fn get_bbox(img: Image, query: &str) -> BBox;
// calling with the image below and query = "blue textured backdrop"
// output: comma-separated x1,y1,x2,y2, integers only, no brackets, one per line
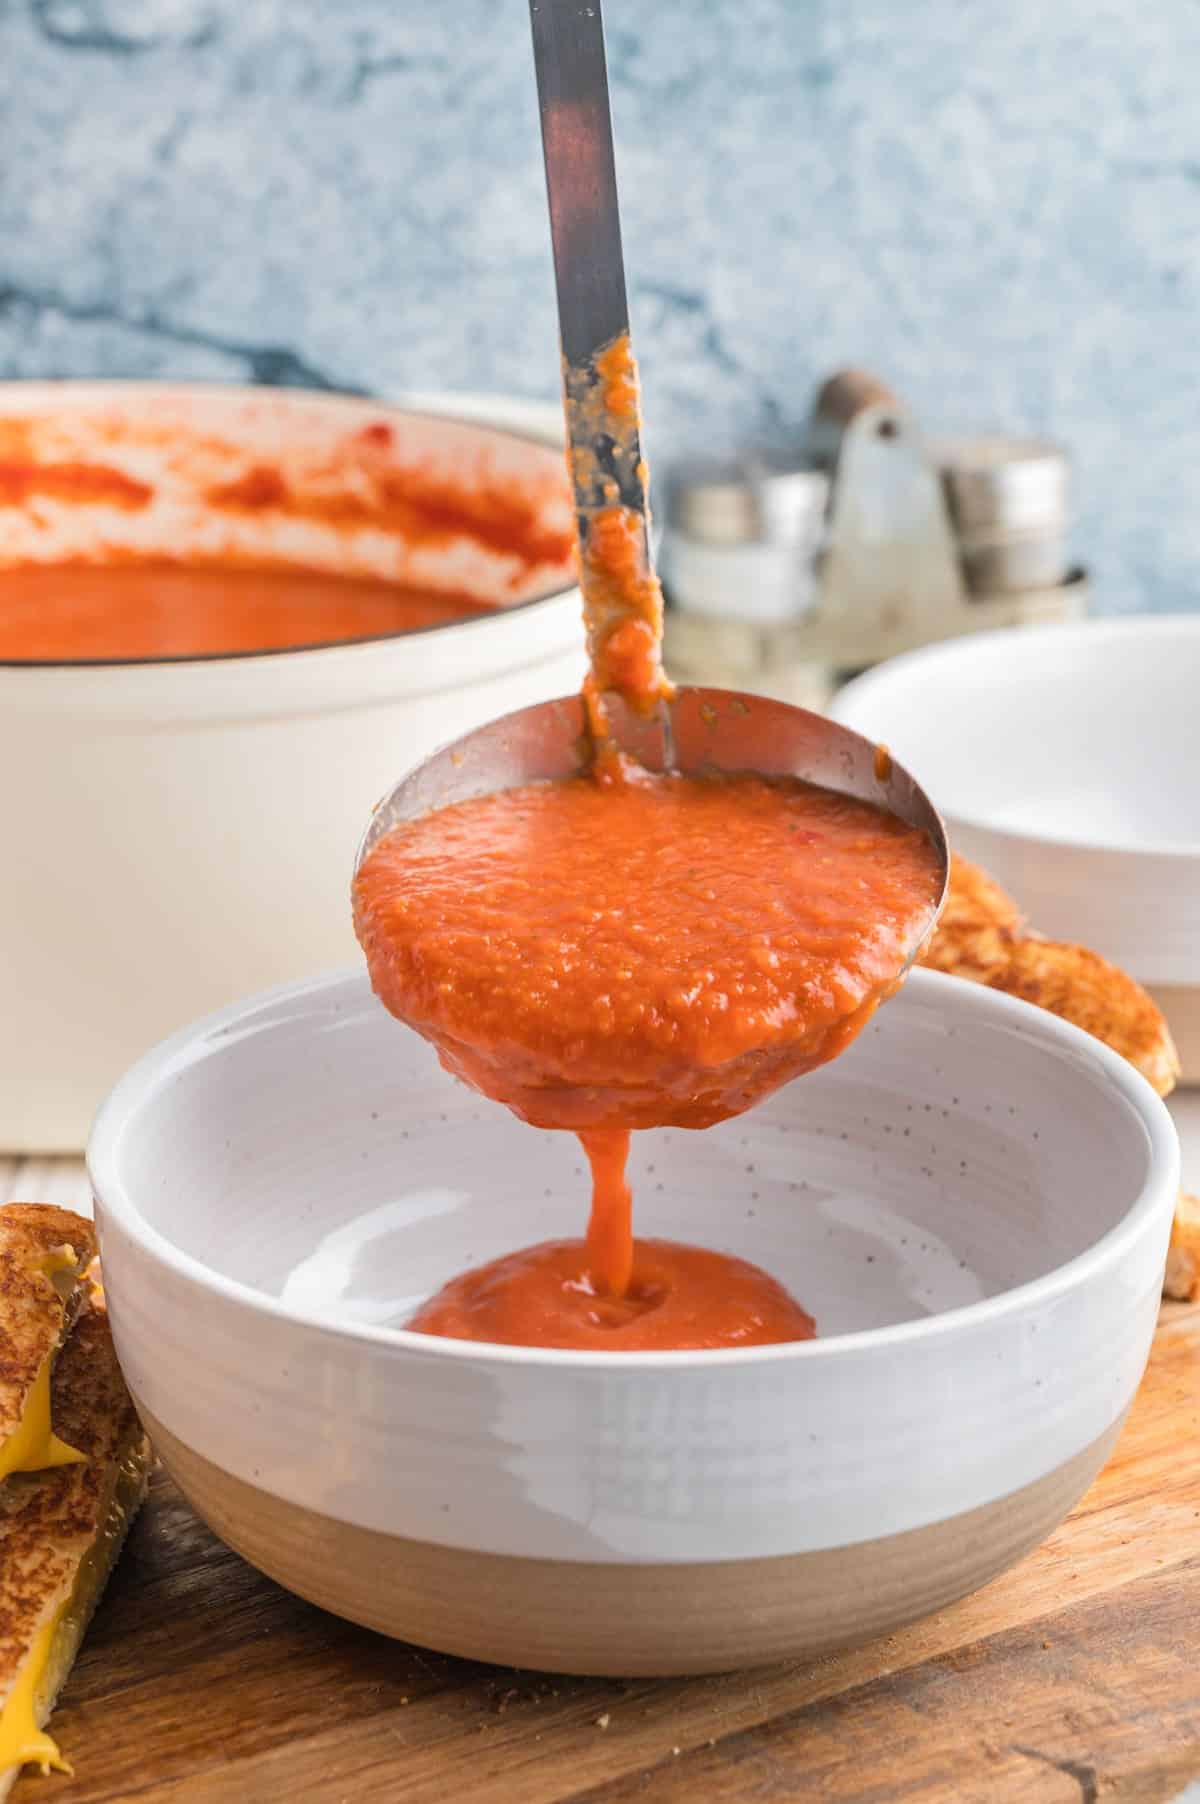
1,0,1196,613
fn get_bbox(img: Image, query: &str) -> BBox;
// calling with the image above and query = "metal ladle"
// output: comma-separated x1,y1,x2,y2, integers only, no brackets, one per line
528,0,657,652
356,689,948,976
355,0,949,1015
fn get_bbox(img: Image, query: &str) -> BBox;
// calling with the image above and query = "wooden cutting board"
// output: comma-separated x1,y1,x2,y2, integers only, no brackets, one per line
18,1301,1200,1804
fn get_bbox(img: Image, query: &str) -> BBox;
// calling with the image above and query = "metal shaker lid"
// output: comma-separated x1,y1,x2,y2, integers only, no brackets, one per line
663,452,829,547
932,435,1070,536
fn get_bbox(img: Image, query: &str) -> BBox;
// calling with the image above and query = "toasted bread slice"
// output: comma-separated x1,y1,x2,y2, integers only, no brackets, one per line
0,1206,97,1482
922,858,1187,1295
919,854,1025,982
1164,1192,1200,1302
922,861,1179,1098
987,939,1181,1100
0,1287,150,1797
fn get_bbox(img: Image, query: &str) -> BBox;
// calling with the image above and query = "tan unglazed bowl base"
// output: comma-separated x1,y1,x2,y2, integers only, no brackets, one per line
141,1404,1121,1677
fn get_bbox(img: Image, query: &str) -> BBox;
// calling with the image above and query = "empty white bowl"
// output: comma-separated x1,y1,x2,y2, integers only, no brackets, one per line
89,966,1178,1675
832,618,1200,1077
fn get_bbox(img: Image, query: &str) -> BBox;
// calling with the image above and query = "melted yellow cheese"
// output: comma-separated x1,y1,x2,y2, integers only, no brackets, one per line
0,1250,85,1481
0,1611,71,1779
0,1452,138,1786
0,1355,83,1482
38,1249,78,1300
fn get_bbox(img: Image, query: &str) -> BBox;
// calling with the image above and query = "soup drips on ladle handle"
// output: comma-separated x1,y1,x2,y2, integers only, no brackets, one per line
528,0,673,741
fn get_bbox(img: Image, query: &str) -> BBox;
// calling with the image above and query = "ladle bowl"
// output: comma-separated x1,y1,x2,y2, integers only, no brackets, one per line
355,687,949,1132
355,684,949,955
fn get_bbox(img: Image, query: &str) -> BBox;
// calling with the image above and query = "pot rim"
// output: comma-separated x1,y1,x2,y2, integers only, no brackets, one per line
0,378,578,671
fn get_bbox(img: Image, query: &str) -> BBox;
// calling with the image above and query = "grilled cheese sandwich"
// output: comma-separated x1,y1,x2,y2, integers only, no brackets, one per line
0,1207,97,1482
0,1287,150,1796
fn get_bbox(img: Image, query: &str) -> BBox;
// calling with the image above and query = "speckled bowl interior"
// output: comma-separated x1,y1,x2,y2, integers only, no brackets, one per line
102,968,1154,1338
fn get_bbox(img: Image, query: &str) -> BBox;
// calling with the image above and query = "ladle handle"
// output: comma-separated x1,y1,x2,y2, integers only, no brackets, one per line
528,0,649,520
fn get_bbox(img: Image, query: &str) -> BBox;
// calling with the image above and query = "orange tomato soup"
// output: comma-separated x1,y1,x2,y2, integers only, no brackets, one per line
354,329,939,1353
408,1122,816,1350
0,562,492,661
407,1233,816,1352
354,769,940,1133
355,768,941,1351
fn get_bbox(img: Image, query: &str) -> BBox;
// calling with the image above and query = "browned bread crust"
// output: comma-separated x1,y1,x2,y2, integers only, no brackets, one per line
0,1206,97,1450
1165,1192,1200,1302
919,855,1025,983
986,939,1180,1100
921,858,1187,1297
921,859,1179,1097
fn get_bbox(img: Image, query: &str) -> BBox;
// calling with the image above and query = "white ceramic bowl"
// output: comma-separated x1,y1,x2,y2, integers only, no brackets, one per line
89,966,1178,1675
0,382,583,1150
832,618,1200,1076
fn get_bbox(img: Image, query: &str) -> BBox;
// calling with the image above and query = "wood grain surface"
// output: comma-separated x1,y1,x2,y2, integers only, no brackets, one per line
10,1300,1199,1804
